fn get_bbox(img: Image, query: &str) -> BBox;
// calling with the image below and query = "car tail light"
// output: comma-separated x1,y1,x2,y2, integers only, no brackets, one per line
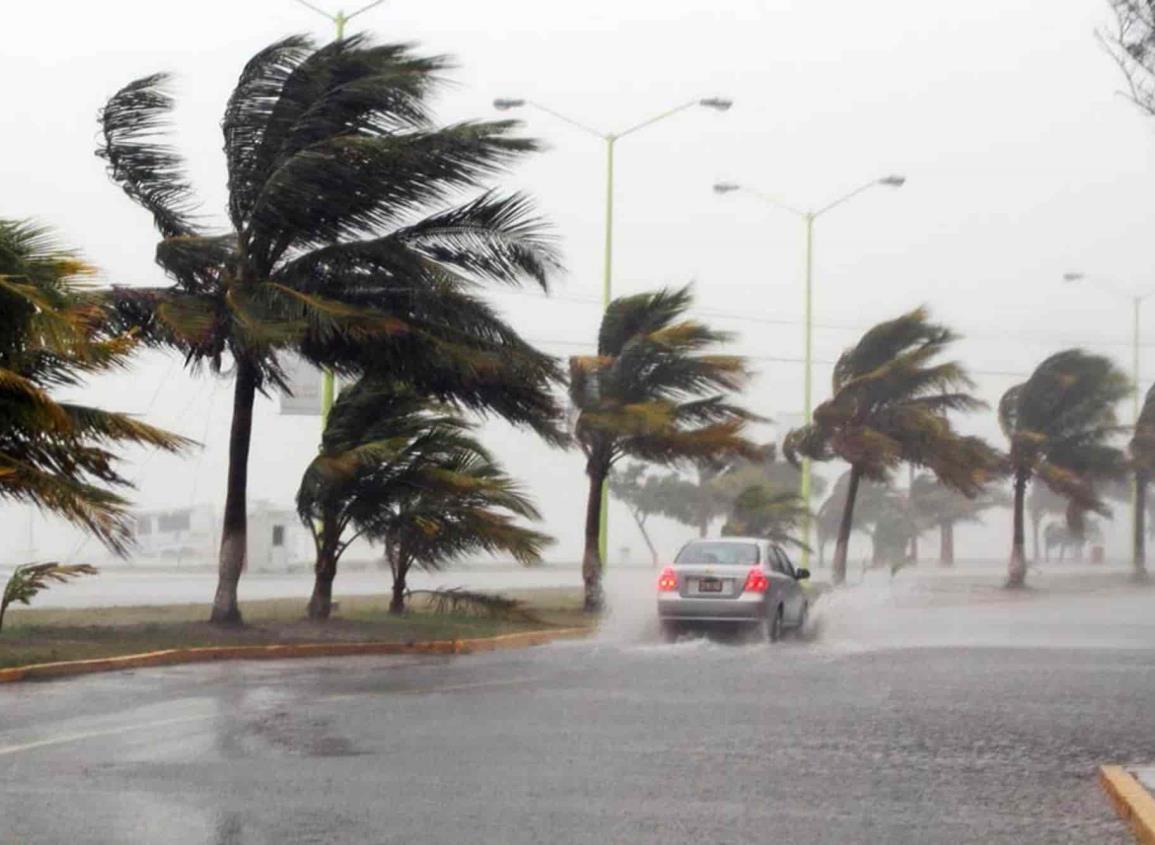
743,567,769,593
657,567,679,592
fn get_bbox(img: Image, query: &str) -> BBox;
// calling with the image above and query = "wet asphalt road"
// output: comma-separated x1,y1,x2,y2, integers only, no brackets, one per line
3,583,1154,844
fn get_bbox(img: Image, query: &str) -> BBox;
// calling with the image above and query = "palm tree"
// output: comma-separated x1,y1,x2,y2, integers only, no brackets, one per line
721,486,810,549
97,36,563,624
297,378,550,618
909,473,1008,565
999,349,1129,587
1129,383,1155,579
784,308,1001,585
0,219,188,551
569,286,759,611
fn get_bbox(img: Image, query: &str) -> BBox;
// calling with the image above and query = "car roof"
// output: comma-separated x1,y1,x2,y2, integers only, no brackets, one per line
685,536,768,546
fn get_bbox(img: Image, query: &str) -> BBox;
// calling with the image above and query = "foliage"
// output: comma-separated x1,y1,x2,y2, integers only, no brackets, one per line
0,219,189,553
1130,382,1155,575
97,35,564,622
406,588,540,623
721,486,810,549
999,349,1129,585
784,308,1001,583
1101,1,1155,116
297,378,551,616
1,563,98,631
569,286,759,609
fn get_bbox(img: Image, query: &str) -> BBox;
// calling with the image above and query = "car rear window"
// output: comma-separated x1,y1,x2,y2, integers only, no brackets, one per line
675,541,759,566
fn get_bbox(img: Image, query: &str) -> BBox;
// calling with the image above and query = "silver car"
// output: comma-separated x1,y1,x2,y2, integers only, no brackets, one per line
656,537,810,642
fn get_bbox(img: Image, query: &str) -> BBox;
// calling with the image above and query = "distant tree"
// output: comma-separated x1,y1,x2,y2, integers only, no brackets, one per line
999,350,1129,587
1129,383,1155,579
0,219,189,551
1043,519,1104,563
814,471,903,570
297,379,550,618
785,308,1002,585
1026,483,1067,563
98,36,562,624
569,287,759,611
609,464,676,566
1101,1,1155,115
909,473,1009,565
721,487,809,549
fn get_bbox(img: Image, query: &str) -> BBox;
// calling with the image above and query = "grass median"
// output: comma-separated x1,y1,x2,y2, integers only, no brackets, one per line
0,587,589,671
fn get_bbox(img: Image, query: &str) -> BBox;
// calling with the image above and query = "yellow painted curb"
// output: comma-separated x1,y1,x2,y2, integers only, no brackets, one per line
1100,765,1155,845
0,626,591,685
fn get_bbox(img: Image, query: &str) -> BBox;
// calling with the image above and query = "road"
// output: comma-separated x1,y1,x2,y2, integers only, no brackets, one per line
2,573,1154,844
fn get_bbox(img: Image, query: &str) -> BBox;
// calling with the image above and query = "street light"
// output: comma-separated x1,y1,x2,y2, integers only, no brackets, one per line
291,0,389,427
1063,271,1154,573
497,94,732,566
714,175,906,568
493,96,732,308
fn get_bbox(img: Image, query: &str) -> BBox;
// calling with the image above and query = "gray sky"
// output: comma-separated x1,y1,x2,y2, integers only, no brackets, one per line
2,0,1153,565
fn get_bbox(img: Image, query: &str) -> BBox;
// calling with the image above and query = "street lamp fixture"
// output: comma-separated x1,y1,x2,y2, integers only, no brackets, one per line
499,93,732,568
713,172,906,569
699,97,733,111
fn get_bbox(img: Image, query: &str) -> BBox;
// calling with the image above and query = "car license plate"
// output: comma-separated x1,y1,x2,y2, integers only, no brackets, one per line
698,578,723,593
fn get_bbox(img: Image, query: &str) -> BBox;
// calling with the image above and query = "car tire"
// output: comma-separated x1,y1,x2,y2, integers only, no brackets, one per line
659,620,679,643
795,602,809,637
764,605,783,643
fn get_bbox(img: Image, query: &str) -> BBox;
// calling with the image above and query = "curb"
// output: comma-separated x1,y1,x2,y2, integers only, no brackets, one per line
1100,765,1155,845
0,626,591,685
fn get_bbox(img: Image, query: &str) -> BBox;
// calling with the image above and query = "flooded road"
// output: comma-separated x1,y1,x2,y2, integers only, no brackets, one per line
2,567,1153,844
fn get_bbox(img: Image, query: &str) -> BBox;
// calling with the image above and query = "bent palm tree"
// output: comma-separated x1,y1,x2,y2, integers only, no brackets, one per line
297,378,549,618
98,36,562,624
784,308,1002,585
0,219,188,551
909,473,1008,565
721,486,810,549
1000,350,1129,587
569,286,759,611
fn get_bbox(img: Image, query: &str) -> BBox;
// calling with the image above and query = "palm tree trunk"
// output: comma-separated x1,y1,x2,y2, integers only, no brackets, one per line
909,533,919,564
581,458,607,612
1031,512,1041,563
832,465,862,586
1135,471,1149,580
939,520,955,565
1007,470,1028,588
307,507,342,620
210,358,257,625
390,553,409,615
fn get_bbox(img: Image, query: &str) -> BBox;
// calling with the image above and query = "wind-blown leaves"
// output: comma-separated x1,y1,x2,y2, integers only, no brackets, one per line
1001,349,1129,585
784,307,1001,584
297,378,551,617
97,34,565,622
0,219,191,553
570,285,759,610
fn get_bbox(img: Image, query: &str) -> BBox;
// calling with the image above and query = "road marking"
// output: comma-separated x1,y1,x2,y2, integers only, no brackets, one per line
0,677,542,757
0,714,212,758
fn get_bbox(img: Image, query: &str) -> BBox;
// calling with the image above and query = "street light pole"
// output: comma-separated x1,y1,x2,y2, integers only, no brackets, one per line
1063,272,1154,573
497,95,733,565
291,0,388,428
714,175,906,568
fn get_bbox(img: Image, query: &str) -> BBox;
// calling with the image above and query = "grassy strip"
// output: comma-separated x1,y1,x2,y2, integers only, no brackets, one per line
0,587,588,671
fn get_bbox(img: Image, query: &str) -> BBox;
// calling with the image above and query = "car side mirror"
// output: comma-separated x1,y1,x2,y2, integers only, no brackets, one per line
794,568,810,580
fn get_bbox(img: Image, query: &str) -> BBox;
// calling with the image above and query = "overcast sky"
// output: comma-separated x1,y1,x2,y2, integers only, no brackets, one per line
3,0,1154,566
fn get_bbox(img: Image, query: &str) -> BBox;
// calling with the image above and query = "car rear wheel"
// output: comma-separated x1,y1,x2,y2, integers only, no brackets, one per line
659,620,679,643
763,605,783,643
795,602,809,636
